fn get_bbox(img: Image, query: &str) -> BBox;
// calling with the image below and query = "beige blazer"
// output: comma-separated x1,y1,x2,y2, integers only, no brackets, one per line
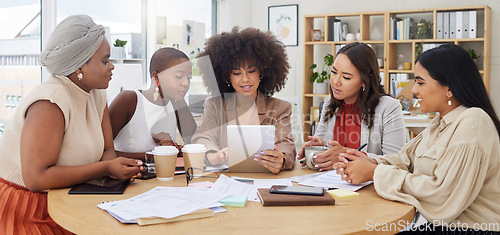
192,92,296,170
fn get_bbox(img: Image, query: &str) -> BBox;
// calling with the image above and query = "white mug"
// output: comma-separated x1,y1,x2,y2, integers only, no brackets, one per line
304,146,329,170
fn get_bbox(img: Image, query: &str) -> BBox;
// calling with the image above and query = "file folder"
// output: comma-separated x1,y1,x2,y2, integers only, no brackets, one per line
443,12,450,39
449,12,456,39
463,11,469,39
436,12,443,39
469,10,477,38
456,11,463,39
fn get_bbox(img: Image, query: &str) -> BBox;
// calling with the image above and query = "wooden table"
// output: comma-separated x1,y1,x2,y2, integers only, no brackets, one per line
48,162,415,234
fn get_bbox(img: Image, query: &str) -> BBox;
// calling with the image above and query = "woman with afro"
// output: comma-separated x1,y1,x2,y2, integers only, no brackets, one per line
192,27,296,174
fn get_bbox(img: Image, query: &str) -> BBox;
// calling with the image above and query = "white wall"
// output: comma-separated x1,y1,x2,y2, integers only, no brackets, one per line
218,0,500,113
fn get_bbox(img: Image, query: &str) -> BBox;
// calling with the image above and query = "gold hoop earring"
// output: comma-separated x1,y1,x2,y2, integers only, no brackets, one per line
154,80,160,101
77,73,83,80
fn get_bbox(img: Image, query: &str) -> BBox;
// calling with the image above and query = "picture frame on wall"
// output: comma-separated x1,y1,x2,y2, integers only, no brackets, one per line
268,4,298,46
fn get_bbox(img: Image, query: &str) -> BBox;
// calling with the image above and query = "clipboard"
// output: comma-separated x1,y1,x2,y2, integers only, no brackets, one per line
68,177,130,194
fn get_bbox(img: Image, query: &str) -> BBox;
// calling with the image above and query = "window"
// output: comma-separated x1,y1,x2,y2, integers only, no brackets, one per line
154,0,215,96
0,0,41,128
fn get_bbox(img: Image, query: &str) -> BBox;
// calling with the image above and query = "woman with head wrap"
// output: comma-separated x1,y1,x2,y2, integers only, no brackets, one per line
0,15,142,233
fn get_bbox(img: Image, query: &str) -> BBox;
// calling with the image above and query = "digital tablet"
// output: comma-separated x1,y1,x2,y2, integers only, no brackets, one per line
227,125,275,173
68,177,129,195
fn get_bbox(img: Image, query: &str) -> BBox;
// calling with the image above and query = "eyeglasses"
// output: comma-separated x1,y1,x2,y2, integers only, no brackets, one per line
185,167,219,186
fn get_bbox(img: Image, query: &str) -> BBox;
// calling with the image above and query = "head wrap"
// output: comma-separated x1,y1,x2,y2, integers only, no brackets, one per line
39,14,106,76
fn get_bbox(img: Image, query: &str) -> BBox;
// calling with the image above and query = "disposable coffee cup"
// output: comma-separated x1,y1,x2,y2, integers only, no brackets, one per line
304,146,329,171
182,144,207,177
152,146,178,181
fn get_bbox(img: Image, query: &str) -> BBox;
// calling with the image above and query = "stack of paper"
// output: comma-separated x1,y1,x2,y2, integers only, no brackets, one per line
210,174,293,202
136,209,214,226
98,187,226,224
297,171,372,191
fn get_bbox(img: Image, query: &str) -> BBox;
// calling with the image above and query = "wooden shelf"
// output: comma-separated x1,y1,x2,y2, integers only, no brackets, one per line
304,93,329,98
389,38,484,43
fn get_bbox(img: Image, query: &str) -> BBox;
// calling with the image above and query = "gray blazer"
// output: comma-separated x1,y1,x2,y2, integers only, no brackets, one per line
314,95,406,158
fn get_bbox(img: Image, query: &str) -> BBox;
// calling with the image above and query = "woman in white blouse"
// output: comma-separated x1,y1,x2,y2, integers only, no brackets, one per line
333,44,500,232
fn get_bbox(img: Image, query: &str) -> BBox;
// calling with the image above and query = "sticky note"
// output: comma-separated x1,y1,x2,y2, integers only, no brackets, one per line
327,189,359,199
220,195,248,207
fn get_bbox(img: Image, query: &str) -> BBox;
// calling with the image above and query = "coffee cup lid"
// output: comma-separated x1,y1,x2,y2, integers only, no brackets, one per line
152,146,178,155
182,144,207,153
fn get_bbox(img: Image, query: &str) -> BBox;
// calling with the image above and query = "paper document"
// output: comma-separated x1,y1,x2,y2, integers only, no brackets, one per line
298,171,372,191
98,187,226,222
231,176,293,188
210,174,260,201
289,172,324,183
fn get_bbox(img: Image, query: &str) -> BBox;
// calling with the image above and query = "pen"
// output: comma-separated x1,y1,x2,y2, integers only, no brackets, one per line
357,143,368,151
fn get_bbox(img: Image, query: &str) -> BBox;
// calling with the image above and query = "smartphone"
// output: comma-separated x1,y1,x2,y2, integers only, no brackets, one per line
269,185,324,196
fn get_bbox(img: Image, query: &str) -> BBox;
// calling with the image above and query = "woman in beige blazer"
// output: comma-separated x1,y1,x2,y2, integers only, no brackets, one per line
192,27,296,173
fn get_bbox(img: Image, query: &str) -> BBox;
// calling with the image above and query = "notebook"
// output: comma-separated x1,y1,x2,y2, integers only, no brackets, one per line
226,125,275,173
136,208,214,226
68,177,129,194
257,188,335,206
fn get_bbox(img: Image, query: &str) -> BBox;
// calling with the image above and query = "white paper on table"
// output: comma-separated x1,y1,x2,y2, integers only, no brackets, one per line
230,176,292,189
210,174,260,202
205,165,229,172
209,206,228,213
289,172,324,183
98,187,227,221
298,171,372,191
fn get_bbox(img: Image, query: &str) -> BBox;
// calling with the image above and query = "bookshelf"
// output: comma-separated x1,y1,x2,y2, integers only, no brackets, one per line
302,6,491,141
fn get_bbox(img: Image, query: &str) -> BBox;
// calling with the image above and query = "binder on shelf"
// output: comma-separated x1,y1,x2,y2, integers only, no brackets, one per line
333,20,341,41
463,11,469,39
328,17,334,41
390,17,394,39
456,11,463,39
396,20,401,40
436,12,443,39
469,10,477,38
443,12,450,39
404,18,412,40
449,12,456,39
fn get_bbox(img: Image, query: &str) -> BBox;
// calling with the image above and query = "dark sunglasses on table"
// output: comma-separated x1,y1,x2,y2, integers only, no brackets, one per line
185,167,219,186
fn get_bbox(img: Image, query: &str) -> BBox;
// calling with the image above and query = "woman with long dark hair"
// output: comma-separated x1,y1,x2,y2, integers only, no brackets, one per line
334,44,500,232
298,42,406,171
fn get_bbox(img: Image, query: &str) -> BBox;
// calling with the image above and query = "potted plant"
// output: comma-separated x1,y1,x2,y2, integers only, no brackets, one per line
468,49,480,65
111,39,127,58
309,53,334,94
415,19,432,39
